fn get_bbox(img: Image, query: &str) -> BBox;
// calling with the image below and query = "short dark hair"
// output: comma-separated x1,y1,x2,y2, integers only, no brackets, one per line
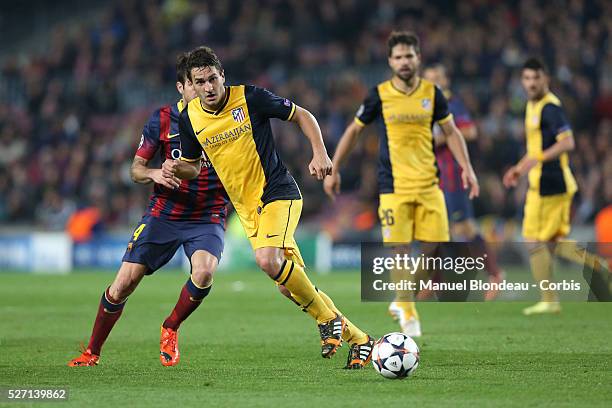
176,52,190,84
522,57,548,74
387,31,420,56
187,46,223,80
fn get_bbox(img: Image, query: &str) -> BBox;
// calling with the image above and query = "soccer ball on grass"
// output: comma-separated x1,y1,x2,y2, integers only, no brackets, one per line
371,332,419,379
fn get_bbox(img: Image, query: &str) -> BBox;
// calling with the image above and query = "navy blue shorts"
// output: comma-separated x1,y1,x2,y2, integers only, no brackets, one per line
443,190,474,223
122,215,225,274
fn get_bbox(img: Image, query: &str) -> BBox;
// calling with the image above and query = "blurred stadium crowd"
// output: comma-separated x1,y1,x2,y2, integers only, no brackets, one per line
0,0,610,238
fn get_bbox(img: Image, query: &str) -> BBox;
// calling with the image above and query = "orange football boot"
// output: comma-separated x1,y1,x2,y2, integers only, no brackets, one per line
160,326,180,366
318,313,346,358
68,348,99,367
344,336,375,369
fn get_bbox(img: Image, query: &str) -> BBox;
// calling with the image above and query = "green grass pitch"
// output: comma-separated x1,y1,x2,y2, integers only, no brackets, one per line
1,270,610,407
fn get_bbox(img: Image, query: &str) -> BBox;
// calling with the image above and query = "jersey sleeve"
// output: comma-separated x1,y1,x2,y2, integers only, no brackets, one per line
178,109,203,162
541,103,572,140
245,85,296,121
354,86,382,126
135,109,161,160
433,86,453,124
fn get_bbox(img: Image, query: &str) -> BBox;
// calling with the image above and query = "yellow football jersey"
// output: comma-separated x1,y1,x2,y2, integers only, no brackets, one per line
179,85,301,235
525,92,577,196
355,78,452,194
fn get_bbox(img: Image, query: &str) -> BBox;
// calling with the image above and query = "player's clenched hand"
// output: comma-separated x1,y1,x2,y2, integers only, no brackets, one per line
323,172,341,201
462,167,480,199
309,154,333,181
162,159,179,178
151,168,181,189
502,166,520,188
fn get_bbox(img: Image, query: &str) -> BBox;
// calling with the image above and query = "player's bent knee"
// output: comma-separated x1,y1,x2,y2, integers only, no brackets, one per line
191,266,215,287
256,257,275,275
190,250,218,287
255,252,282,277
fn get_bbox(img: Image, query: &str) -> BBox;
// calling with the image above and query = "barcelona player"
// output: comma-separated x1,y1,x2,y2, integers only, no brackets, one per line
503,58,609,315
68,52,229,366
324,31,479,336
162,46,374,368
423,64,503,301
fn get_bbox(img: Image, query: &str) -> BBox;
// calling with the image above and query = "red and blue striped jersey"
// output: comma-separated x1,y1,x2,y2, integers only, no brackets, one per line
434,93,474,193
135,100,229,225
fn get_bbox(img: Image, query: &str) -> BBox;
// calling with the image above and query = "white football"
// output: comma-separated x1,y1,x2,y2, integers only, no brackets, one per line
371,332,419,379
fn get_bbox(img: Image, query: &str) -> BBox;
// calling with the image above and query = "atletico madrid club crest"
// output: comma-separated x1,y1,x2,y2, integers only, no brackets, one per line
232,107,245,123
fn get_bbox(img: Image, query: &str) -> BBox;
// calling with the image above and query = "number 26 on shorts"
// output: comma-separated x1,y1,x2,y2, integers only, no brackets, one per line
380,209,394,226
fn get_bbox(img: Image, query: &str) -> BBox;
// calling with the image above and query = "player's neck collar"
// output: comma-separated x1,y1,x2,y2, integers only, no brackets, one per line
200,86,231,115
390,77,421,96
529,90,550,104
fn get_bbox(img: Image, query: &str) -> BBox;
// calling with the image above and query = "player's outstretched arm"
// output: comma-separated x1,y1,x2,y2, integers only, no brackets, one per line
503,154,527,188
131,156,181,189
290,105,332,181
323,121,364,201
162,159,201,181
439,119,479,198
503,131,575,188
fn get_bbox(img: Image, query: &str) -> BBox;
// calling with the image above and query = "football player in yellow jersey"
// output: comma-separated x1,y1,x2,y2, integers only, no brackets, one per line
325,31,479,336
162,46,374,368
503,58,609,315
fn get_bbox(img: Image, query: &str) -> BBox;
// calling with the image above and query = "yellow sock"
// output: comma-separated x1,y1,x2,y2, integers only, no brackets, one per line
555,240,607,271
391,266,417,302
529,244,556,302
273,260,335,323
413,261,431,298
389,264,419,319
317,289,368,345
392,301,419,320
555,240,611,301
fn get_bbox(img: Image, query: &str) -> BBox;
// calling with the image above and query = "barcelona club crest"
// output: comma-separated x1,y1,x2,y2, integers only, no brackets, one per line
232,107,246,123
421,98,431,110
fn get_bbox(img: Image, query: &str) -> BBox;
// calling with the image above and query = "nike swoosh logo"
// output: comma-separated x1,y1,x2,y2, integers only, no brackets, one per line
196,128,205,135
266,234,279,238
167,133,179,139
